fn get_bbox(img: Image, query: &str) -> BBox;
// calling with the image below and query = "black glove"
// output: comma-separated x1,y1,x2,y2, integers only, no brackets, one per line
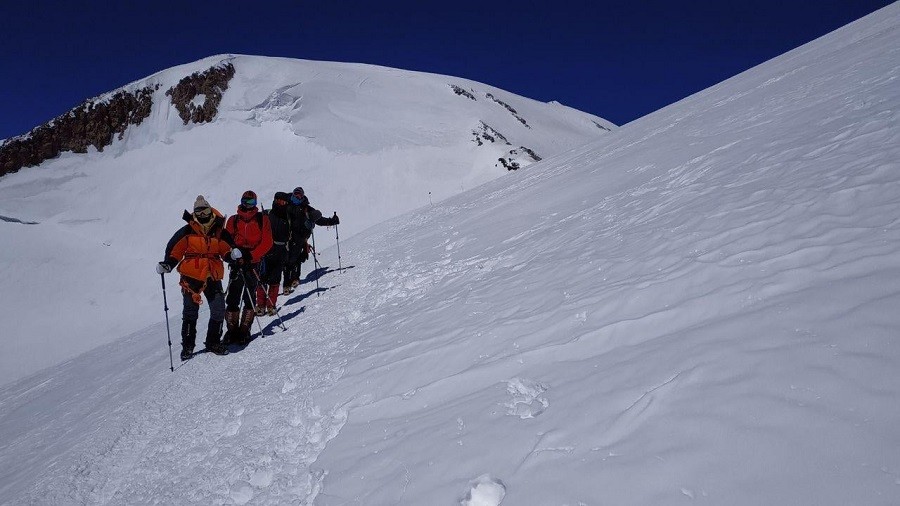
332,212,340,225
156,262,173,274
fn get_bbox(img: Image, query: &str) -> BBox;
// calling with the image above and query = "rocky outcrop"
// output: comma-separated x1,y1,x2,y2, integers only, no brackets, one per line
0,86,156,176
498,147,541,171
486,92,530,128
450,84,477,101
0,62,237,177
472,121,510,146
471,122,541,171
0,214,38,225
166,63,236,125
517,146,542,162
497,157,520,171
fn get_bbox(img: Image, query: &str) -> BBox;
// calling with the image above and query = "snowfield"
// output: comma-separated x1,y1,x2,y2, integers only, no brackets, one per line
0,54,611,386
2,2,900,505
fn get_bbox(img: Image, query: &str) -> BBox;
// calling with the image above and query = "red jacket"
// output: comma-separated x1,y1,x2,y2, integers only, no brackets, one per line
225,207,273,263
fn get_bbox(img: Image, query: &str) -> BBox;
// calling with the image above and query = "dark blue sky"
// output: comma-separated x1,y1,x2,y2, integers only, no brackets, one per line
0,1,893,140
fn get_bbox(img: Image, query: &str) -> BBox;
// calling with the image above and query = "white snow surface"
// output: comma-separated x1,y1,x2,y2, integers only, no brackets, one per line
0,54,611,385
2,3,900,505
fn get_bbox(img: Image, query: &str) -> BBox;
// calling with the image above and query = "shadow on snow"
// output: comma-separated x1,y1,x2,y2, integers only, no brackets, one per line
174,263,353,365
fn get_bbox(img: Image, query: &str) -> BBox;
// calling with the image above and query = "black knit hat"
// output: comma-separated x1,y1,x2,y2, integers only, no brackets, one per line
273,191,290,207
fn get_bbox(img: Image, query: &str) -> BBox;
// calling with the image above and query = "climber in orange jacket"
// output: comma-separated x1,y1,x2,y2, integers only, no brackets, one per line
158,195,235,359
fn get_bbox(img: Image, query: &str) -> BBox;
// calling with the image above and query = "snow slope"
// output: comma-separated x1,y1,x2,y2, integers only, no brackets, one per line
0,55,611,386
1,3,900,505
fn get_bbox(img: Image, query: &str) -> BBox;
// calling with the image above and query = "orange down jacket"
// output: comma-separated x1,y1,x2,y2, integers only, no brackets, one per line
163,209,234,282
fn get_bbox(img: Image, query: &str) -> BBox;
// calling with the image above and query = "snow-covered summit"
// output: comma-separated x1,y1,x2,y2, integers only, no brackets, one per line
68,53,614,157
0,55,612,386
1,53,614,237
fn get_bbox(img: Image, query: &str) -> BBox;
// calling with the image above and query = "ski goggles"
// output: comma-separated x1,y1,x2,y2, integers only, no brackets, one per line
193,207,212,219
240,197,257,208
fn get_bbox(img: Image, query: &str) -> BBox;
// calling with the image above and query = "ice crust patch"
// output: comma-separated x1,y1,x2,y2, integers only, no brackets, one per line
504,378,549,419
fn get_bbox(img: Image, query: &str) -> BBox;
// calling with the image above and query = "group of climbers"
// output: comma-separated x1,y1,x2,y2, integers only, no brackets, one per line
157,187,339,360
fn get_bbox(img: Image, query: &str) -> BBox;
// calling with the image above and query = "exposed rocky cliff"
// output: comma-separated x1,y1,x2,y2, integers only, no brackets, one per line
0,62,236,177
0,87,156,176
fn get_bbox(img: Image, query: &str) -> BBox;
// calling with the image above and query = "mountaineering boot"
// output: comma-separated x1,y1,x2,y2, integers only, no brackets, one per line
205,319,228,356
255,286,267,316
223,310,240,345
238,307,255,345
180,319,197,361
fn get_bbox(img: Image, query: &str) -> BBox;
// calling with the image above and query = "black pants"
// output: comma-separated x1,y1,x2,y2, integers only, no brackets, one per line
260,245,287,285
284,240,309,285
226,265,259,311
181,277,225,322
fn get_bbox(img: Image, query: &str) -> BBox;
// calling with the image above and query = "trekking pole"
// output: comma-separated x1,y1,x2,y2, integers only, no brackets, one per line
251,269,288,331
160,273,175,372
310,231,321,296
334,219,342,273
239,268,267,339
